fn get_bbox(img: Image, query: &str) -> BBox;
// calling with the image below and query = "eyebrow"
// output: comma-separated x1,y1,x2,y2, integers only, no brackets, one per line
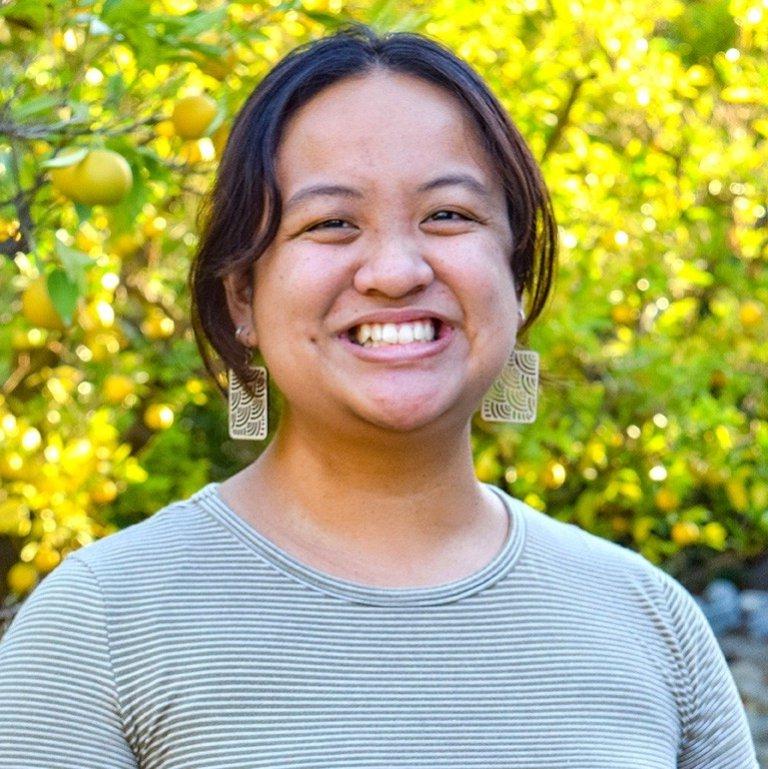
282,173,490,213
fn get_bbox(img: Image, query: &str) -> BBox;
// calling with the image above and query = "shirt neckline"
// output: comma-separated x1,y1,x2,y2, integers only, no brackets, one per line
192,482,526,607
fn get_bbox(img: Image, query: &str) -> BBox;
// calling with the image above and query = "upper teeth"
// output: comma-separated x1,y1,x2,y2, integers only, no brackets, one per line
353,319,436,346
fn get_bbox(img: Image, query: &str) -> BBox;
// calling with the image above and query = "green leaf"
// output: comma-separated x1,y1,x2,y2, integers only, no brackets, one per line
179,7,227,37
101,0,150,26
46,268,79,325
41,147,89,169
55,239,93,290
74,202,93,222
105,74,126,109
12,94,60,121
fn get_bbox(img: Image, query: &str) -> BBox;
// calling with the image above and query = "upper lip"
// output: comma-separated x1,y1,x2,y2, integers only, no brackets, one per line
337,309,455,335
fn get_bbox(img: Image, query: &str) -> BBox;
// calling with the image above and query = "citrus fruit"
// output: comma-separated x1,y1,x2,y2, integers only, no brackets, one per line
103,374,135,404
171,94,218,139
51,149,133,205
671,521,700,546
90,479,118,504
21,276,66,330
739,300,763,329
7,562,38,594
701,522,727,549
144,403,174,430
212,123,229,157
50,148,85,199
34,545,61,573
196,50,237,80
141,308,175,339
654,488,680,511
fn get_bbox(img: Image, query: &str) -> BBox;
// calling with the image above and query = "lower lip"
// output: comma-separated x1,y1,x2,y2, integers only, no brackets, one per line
337,325,454,362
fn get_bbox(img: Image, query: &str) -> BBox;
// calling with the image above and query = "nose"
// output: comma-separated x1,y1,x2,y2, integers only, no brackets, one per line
352,232,435,298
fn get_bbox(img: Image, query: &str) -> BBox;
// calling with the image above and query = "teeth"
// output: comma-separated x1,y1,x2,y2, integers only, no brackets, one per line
352,319,438,347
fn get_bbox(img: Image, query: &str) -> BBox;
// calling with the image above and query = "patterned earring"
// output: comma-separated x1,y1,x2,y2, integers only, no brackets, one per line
228,325,268,440
480,309,539,424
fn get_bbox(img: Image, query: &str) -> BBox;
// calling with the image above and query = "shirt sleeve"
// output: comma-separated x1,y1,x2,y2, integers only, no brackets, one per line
654,569,760,769
0,554,138,768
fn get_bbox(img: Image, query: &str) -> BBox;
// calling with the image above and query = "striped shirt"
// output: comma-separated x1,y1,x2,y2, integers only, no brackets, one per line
0,481,759,768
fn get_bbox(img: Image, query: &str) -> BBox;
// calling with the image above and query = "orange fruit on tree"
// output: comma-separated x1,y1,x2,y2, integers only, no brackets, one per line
103,374,135,404
21,275,66,330
171,94,218,139
196,49,237,80
141,308,175,339
144,403,175,430
33,544,61,573
654,488,680,511
49,148,85,199
739,300,763,329
212,123,229,157
671,521,700,546
51,148,133,205
7,562,38,594
90,479,118,504
701,522,727,549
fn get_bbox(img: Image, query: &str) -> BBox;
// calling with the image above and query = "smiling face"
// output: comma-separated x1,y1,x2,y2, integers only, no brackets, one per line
224,69,520,436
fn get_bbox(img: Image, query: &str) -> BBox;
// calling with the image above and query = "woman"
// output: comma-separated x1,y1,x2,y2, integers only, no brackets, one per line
0,24,758,769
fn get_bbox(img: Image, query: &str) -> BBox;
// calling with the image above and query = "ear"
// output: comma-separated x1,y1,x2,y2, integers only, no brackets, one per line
222,266,258,346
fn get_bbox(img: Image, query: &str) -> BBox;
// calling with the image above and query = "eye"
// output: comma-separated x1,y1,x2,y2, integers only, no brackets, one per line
306,219,354,231
427,210,474,222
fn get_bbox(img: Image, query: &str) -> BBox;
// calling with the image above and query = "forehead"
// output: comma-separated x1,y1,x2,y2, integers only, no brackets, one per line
275,70,496,192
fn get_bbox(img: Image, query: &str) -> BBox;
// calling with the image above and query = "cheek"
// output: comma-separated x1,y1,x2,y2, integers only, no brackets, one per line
252,246,345,341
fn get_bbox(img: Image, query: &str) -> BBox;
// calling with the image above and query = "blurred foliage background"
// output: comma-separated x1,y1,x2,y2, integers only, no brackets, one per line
1,0,766,608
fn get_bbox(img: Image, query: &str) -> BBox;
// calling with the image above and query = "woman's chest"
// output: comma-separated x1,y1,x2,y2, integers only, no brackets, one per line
121,626,680,769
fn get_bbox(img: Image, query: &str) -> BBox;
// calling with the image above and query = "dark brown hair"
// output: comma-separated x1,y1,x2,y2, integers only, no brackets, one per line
189,22,558,400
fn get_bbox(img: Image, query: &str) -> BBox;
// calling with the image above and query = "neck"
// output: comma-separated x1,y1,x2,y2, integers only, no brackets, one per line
243,408,492,560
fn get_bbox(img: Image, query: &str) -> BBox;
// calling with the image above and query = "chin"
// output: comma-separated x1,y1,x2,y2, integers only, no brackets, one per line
358,402,459,434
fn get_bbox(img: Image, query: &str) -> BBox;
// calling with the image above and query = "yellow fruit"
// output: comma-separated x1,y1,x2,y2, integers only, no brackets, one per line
701,522,727,549
103,374,135,404
212,123,229,157
0,452,25,478
154,119,176,138
50,149,84,198
33,545,61,573
52,149,133,205
21,276,66,330
671,521,700,546
7,562,38,594
611,303,637,325
654,488,680,511
90,479,118,504
171,94,218,139
541,459,566,489
141,309,175,340
739,301,763,329
178,140,204,165
196,50,237,80
144,403,175,430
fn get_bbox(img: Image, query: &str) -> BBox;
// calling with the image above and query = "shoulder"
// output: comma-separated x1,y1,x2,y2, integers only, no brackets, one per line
18,484,225,609
491,485,704,628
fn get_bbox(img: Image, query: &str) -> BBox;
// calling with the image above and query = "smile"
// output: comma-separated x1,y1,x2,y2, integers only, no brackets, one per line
347,318,443,347
337,318,453,362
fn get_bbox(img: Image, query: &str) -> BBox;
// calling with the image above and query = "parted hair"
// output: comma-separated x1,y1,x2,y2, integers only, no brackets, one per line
189,22,558,400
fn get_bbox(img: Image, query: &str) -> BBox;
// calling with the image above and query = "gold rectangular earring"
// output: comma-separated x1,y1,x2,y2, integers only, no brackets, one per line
228,366,268,440
480,347,539,424
229,325,268,440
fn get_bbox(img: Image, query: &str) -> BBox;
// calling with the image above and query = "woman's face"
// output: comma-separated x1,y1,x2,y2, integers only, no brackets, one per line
226,70,520,436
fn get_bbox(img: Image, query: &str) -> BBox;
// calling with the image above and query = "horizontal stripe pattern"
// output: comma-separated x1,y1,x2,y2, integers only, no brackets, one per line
0,482,758,768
